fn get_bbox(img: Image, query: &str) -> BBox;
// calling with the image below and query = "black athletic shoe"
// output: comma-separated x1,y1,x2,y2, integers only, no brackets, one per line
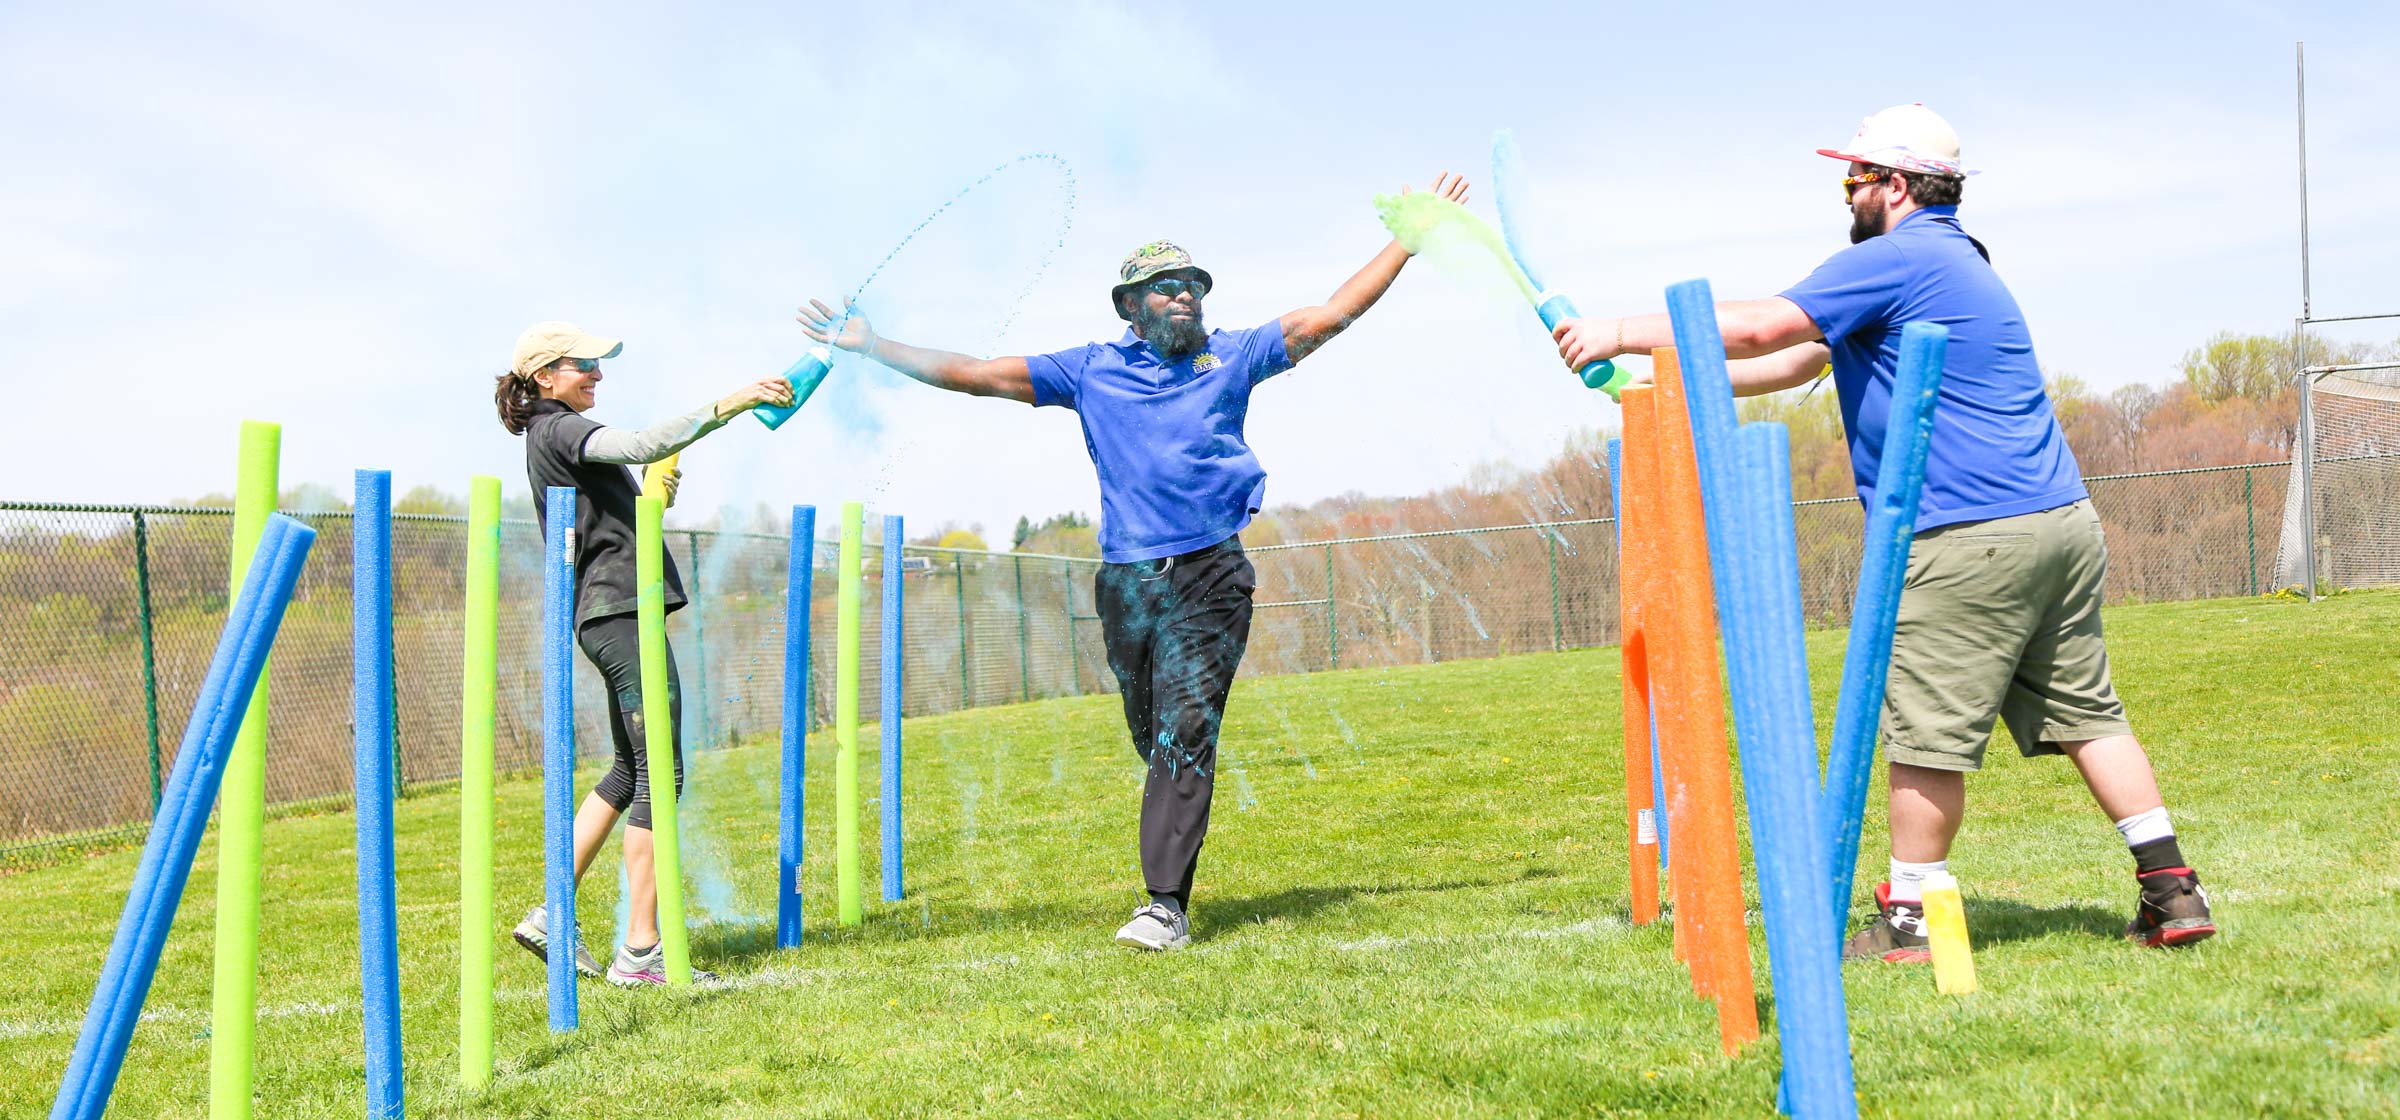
1841,881,1931,963
2127,867,2216,948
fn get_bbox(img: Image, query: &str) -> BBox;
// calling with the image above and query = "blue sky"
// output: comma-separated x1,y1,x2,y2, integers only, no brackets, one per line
5,1,2395,537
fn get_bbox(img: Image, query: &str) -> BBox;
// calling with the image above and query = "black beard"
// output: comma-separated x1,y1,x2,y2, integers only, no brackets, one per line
1848,193,1886,244
1136,310,1208,359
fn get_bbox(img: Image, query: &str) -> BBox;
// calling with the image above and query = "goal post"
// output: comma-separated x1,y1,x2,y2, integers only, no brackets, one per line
2274,361,2400,596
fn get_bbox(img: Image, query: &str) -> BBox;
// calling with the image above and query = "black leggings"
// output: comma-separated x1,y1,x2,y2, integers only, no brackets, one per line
578,614,684,830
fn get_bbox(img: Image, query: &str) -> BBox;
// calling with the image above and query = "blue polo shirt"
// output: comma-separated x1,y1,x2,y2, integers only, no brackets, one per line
1780,205,2086,531
1026,319,1292,563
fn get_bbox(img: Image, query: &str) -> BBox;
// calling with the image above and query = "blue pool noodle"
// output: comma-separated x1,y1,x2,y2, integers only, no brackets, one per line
542,486,579,1031
352,473,405,1116
1663,283,1789,835
880,514,906,902
1737,426,1856,1120
1664,283,1856,1116
1658,286,1775,1098
51,515,316,1120
754,347,837,430
1820,322,1949,944
780,505,816,947
1604,439,1668,872
1662,280,1767,735
1650,726,1668,870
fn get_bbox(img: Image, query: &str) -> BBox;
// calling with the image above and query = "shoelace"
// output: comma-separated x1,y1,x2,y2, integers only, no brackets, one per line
1134,903,1181,928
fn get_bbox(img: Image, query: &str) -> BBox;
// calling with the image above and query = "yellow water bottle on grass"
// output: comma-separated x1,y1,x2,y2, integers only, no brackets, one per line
1922,870,1978,995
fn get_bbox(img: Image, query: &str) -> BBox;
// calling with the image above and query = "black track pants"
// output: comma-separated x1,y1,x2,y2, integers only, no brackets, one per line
1094,537,1255,907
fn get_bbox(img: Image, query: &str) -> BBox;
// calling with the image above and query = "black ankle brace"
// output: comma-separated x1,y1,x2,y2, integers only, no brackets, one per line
2131,836,2189,877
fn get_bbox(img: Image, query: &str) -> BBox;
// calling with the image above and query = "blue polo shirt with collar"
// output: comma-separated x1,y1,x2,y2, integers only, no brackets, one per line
1780,205,2087,531
1025,318,1292,563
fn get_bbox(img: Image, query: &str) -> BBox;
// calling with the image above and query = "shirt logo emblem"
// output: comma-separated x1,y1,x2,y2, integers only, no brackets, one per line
1193,353,1221,373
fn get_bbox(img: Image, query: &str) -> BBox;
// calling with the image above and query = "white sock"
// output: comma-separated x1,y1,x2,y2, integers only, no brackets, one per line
1888,858,1946,904
2114,806,2174,848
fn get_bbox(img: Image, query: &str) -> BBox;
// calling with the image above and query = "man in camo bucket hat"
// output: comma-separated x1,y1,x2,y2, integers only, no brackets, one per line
1109,240,1215,320
800,170,1469,952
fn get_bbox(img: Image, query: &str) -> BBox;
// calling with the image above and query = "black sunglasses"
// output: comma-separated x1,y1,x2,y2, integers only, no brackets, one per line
1145,277,1208,299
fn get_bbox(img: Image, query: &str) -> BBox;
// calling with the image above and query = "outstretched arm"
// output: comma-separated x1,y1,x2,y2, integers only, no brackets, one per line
582,377,796,465
1553,297,1822,366
1280,172,1470,364
796,299,1035,404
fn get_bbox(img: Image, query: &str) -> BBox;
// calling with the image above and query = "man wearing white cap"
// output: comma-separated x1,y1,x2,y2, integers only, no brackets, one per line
1554,104,2215,959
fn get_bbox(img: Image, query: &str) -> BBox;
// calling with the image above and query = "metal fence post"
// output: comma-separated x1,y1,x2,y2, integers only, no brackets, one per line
1013,554,1030,703
2243,466,2258,596
1324,542,1338,670
133,510,163,815
2297,329,2319,601
1545,527,1563,652
390,639,407,799
1062,561,1078,695
954,556,972,710
685,530,711,747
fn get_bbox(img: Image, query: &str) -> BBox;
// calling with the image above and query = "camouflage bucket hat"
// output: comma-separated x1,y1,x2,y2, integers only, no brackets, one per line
1109,239,1215,320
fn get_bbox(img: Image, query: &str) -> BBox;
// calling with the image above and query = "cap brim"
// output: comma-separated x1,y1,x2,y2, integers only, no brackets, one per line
1815,148,1979,176
563,336,623,360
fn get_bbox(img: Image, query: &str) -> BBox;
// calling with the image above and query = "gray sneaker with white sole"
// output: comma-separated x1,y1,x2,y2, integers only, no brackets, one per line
511,904,604,978
1114,902,1190,951
605,941,722,987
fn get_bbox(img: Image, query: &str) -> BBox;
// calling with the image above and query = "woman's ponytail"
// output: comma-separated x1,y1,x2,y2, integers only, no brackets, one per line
495,370,541,435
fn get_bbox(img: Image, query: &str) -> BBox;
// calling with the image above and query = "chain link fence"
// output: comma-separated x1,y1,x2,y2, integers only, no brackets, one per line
0,455,2344,863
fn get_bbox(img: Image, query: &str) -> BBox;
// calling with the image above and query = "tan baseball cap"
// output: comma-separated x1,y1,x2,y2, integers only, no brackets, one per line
510,321,623,378
1817,103,1979,177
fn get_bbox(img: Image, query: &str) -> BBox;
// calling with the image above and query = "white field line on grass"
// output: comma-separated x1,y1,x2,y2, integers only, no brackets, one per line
1,918,1635,1041
1330,915,1631,952
0,1000,353,1041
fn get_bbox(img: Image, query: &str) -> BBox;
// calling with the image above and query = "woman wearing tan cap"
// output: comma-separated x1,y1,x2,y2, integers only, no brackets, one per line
493,320,792,986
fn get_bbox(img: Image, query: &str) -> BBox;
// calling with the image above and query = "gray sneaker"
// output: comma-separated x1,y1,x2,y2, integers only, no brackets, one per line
605,941,722,988
512,904,604,978
1114,902,1190,951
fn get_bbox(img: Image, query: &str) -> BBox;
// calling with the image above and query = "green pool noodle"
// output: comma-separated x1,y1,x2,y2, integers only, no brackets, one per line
636,497,694,984
208,419,276,1120
459,475,501,1084
836,502,864,926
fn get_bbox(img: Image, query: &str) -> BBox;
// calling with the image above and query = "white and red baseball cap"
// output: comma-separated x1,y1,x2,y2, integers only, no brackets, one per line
1817,103,1979,177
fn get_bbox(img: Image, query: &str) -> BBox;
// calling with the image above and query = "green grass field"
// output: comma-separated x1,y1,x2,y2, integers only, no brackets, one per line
6,592,2398,1118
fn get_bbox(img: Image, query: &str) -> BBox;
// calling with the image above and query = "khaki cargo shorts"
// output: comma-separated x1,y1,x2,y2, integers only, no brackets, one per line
1881,499,2131,772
